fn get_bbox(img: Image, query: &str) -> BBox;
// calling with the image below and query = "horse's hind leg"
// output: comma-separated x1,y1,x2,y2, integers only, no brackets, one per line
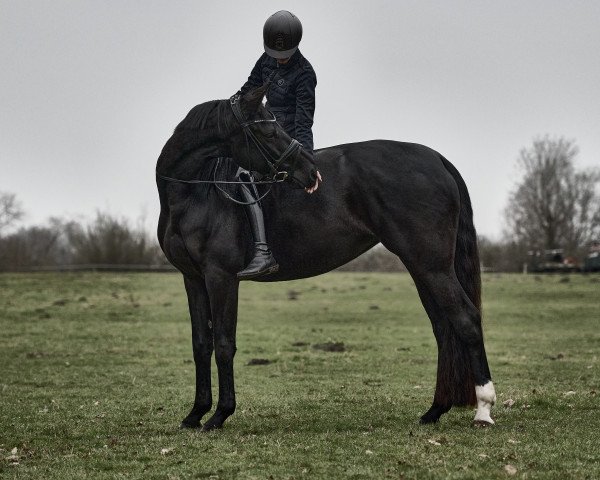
181,276,214,428
413,271,495,425
201,272,239,431
411,281,456,423
380,221,494,425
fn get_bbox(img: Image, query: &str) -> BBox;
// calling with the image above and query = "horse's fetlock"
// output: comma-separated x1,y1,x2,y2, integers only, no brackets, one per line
473,381,496,424
218,401,236,417
193,399,212,415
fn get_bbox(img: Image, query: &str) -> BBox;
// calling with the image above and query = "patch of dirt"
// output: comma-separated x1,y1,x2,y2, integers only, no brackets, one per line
291,342,309,347
287,290,300,300
53,299,68,306
246,358,273,366
26,351,50,359
312,342,346,352
363,379,383,387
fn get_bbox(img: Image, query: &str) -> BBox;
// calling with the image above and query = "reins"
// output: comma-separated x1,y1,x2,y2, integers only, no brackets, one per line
156,158,285,206
156,169,288,185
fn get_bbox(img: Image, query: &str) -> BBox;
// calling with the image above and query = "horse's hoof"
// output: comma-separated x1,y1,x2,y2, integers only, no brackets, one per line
201,421,223,432
420,404,451,424
180,419,201,429
419,414,439,424
473,419,494,428
201,414,226,431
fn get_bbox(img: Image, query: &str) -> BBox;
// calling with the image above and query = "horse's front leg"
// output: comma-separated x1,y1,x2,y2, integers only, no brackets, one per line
181,276,214,428
202,271,239,431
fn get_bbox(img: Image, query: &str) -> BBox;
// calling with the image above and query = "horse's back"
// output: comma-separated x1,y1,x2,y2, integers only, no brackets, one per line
316,139,448,172
313,139,460,211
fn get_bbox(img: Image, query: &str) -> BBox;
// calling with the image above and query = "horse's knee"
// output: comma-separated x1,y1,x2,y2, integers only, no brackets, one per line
193,342,213,363
214,340,236,365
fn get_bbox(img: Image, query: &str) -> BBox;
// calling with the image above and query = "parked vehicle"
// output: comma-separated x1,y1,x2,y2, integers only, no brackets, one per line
583,242,600,272
527,249,580,273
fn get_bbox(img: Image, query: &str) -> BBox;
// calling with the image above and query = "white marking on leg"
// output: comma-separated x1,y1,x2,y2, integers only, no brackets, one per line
474,381,496,424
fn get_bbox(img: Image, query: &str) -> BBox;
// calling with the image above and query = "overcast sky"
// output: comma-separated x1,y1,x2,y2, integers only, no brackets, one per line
1,0,599,239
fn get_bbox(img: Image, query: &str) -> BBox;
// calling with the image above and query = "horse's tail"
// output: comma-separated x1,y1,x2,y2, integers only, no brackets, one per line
435,155,481,407
441,156,481,312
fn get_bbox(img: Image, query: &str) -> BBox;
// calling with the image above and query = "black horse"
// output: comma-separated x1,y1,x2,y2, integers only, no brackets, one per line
156,84,496,431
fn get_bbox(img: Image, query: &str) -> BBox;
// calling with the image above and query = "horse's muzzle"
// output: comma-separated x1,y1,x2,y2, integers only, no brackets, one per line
289,165,319,191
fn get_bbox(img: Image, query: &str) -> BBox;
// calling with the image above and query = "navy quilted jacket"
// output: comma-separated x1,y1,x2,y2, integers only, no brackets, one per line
239,50,317,153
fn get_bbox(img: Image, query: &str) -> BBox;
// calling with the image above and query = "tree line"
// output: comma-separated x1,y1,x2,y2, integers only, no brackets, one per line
1,136,598,272
0,208,165,271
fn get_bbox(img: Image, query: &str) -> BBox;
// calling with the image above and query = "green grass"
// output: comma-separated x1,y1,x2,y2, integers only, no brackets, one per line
0,272,598,479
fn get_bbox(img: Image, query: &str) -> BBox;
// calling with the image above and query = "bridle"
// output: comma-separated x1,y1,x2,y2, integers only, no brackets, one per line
229,93,303,180
156,95,304,205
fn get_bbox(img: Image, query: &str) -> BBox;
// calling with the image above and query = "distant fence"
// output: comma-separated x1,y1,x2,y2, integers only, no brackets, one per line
8,264,177,273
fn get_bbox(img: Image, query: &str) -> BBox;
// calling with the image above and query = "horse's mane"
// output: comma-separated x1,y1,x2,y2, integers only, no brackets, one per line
158,87,267,181
174,99,233,135
156,98,239,186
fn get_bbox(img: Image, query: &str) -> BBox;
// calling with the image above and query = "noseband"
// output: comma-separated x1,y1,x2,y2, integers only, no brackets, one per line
230,94,302,180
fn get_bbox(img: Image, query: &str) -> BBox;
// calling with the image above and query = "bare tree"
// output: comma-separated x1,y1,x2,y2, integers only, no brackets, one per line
0,192,24,234
478,235,530,272
504,136,600,254
65,211,163,265
0,219,69,271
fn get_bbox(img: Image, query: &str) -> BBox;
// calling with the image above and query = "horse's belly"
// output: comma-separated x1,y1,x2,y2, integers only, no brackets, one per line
260,221,377,281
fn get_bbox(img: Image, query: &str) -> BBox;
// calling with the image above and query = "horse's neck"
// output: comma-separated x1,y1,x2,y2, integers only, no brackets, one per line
157,129,231,179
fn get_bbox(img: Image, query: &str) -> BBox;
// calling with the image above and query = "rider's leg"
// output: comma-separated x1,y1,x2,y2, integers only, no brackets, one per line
236,169,279,280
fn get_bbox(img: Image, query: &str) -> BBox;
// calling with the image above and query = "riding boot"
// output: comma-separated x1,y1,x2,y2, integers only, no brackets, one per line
236,173,279,280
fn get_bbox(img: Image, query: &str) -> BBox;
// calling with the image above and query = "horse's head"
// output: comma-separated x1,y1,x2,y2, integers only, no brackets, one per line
229,84,320,192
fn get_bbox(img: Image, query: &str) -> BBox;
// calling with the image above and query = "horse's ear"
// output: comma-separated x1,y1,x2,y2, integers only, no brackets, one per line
242,82,270,112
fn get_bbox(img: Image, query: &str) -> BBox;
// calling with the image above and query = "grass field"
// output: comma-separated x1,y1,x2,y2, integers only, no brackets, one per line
0,271,598,479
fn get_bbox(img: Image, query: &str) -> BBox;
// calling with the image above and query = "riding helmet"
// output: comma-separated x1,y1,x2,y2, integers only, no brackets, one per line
263,10,303,59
